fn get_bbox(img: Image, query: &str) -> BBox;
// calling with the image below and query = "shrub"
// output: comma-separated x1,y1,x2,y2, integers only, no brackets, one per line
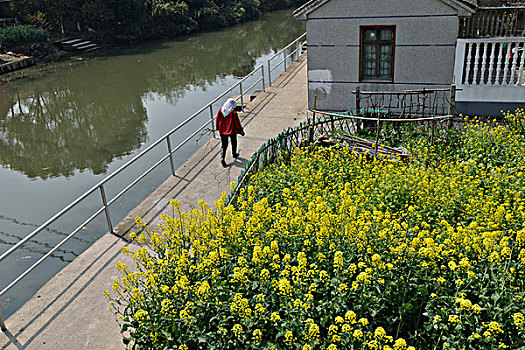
0,25,49,46
106,110,525,349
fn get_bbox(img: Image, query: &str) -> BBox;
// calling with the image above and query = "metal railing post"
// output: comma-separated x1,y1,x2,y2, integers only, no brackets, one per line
0,308,6,331
261,65,266,92
209,105,216,138
99,185,114,234
268,60,272,87
284,48,287,71
239,82,244,112
166,136,176,176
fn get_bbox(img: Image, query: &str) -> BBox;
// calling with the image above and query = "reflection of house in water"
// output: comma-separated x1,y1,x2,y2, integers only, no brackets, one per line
294,0,525,116
231,58,257,78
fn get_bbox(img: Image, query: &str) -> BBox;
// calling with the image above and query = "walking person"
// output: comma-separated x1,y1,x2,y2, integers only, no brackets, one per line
216,98,245,167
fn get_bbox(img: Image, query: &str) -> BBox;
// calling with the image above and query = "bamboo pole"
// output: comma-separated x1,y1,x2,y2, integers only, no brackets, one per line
309,95,318,144
431,116,436,145
448,84,456,129
355,86,361,116
375,113,381,154
309,109,451,122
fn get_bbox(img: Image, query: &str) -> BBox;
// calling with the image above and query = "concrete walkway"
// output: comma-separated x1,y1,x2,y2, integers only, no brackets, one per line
0,55,307,350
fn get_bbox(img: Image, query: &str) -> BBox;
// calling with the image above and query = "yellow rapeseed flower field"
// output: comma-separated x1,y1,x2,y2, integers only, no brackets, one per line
107,110,525,349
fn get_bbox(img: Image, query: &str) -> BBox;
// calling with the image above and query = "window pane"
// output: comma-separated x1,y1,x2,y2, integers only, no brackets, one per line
380,29,393,41
379,53,390,61
361,26,395,80
365,45,376,56
364,45,376,77
365,67,376,76
379,45,392,63
379,60,391,76
365,29,377,41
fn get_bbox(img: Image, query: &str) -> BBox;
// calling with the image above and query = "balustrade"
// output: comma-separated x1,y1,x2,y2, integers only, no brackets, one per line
454,38,525,105
458,39,524,86
459,6,525,38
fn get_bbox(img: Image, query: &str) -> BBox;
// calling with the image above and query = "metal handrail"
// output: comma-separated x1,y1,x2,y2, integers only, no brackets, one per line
0,33,306,331
269,38,307,74
268,33,306,86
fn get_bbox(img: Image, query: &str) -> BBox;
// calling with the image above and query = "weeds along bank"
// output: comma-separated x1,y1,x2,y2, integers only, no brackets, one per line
106,110,525,349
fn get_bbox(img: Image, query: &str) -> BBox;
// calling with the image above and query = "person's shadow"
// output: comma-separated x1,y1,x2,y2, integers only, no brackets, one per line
231,156,249,168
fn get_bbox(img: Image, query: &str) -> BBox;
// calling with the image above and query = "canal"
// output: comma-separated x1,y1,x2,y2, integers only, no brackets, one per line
0,10,304,317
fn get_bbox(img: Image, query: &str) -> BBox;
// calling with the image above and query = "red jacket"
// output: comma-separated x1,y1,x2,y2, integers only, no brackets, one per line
216,108,244,135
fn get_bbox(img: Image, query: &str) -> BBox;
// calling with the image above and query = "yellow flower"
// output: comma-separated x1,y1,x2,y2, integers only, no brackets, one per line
393,338,407,350
285,330,294,344
358,317,369,327
513,312,524,327
374,327,386,339
345,310,357,323
252,329,262,341
232,324,243,338
134,309,149,321
352,329,364,339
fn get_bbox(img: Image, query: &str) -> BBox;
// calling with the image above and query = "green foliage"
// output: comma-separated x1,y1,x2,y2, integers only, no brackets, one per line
106,111,525,349
0,25,49,46
10,0,308,40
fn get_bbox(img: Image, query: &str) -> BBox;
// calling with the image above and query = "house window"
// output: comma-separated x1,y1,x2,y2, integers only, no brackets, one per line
360,26,395,82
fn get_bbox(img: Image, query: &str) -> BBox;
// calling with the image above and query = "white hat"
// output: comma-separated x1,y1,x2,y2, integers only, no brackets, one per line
221,98,237,117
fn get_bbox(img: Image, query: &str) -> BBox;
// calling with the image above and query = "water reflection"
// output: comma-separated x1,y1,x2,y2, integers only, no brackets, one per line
148,16,303,101
0,80,148,179
0,11,303,179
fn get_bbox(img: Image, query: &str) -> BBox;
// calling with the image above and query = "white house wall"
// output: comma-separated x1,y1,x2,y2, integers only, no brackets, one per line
306,0,460,111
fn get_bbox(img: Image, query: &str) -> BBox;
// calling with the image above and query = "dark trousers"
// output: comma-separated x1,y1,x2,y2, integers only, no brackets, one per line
220,134,237,159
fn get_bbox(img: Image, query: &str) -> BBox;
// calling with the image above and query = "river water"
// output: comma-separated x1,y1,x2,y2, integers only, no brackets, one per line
0,10,304,317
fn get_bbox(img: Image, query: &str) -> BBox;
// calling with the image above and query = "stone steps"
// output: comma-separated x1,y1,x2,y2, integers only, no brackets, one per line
55,37,101,53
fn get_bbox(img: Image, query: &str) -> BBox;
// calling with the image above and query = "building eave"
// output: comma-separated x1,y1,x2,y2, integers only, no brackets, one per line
293,0,475,20
293,0,331,20
441,0,477,15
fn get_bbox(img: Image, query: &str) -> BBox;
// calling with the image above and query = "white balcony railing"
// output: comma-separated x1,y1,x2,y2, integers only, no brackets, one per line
454,38,525,103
